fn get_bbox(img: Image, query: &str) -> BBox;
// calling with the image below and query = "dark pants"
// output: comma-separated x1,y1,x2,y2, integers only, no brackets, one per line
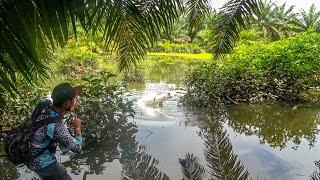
35,162,72,180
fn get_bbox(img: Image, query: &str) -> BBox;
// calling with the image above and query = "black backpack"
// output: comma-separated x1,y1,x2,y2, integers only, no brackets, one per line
4,98,60,165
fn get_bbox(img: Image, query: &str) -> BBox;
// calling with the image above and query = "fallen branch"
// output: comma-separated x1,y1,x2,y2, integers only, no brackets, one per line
225,95,238,105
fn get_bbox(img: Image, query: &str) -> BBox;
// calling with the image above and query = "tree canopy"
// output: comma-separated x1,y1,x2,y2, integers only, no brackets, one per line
0,0,262,107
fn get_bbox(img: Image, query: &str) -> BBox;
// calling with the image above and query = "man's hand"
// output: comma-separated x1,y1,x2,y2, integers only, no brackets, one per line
71,117,81,135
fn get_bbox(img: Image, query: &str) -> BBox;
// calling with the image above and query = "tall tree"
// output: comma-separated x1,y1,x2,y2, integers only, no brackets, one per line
185,0,211,42
249,0,297,41
295,4,320,31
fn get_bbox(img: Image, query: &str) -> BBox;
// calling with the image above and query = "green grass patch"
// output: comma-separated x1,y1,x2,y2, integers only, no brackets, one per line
147,52,212,60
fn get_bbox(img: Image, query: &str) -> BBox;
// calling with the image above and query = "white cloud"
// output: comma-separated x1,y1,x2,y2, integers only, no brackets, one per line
210,0,320,11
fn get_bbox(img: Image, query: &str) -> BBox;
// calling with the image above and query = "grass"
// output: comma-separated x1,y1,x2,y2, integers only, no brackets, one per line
147,52,213,60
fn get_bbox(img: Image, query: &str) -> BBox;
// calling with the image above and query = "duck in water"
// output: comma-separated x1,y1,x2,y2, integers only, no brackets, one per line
145,92,172,107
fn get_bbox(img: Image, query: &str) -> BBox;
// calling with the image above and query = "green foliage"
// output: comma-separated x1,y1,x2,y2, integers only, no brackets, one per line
150,41,203,54
240,29,264,41
294,4,320,31
55,42,102,77
68,70,135,146
184,32,320,106
0,68,134,150
251,1,298,41
210,0,262,57
0,85,48,131
121,68,145,83
184,0,211,43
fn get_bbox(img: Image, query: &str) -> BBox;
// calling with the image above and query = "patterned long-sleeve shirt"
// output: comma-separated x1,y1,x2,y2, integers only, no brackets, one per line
26,107,82,171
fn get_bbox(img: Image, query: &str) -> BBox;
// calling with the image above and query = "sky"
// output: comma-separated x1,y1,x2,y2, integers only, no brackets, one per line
210,0,320,11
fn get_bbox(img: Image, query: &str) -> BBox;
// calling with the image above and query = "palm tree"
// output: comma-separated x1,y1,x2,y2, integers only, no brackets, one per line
185,0,211,43
295,4,320,31
0,0,261,104
210,0,261,56
249,0,297,41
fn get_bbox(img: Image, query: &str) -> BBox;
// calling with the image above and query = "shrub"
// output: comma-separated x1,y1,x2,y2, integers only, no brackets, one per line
67,70,135,147
55,43,103,77
0,85,48,131
184,32,320,106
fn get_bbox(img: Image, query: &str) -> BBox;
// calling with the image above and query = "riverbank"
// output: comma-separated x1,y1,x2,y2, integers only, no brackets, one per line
183,32,320,106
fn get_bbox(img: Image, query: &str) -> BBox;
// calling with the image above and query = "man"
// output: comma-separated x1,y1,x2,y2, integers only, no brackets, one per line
26,83,83,180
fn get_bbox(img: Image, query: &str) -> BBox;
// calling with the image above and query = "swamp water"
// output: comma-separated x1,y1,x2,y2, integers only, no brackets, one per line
1,63,320,180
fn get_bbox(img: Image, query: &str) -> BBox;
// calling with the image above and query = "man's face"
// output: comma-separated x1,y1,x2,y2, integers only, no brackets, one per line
63,97,77,112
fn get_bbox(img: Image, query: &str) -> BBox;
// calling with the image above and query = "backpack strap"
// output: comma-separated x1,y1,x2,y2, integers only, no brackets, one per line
47,123,56,139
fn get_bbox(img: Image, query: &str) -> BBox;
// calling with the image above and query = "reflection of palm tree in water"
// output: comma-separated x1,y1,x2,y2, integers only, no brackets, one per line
190,114,320,180
204,124,250,180
311,161,320,180
64,109,252,180
121,146,169,180
63,121,139,177
58,103,320,179
179,153,205,180
179,120,251,180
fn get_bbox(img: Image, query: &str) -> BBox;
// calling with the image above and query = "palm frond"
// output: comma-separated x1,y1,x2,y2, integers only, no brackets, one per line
121,146,169,180
185,0,211,42
210,0,261,57
205,125,250,180
0,0,81,99
295,3,320,31
179,153,206,180
86,0,181,71
0,0,183,99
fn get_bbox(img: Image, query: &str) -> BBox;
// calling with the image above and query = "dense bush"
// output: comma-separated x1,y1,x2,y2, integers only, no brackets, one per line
0,85,48,131
67,70,135,147
150,41,202,54
184,32,320,106
55,42,103,77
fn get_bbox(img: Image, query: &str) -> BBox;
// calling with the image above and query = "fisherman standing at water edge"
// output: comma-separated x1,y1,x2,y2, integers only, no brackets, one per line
26,83,83,180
